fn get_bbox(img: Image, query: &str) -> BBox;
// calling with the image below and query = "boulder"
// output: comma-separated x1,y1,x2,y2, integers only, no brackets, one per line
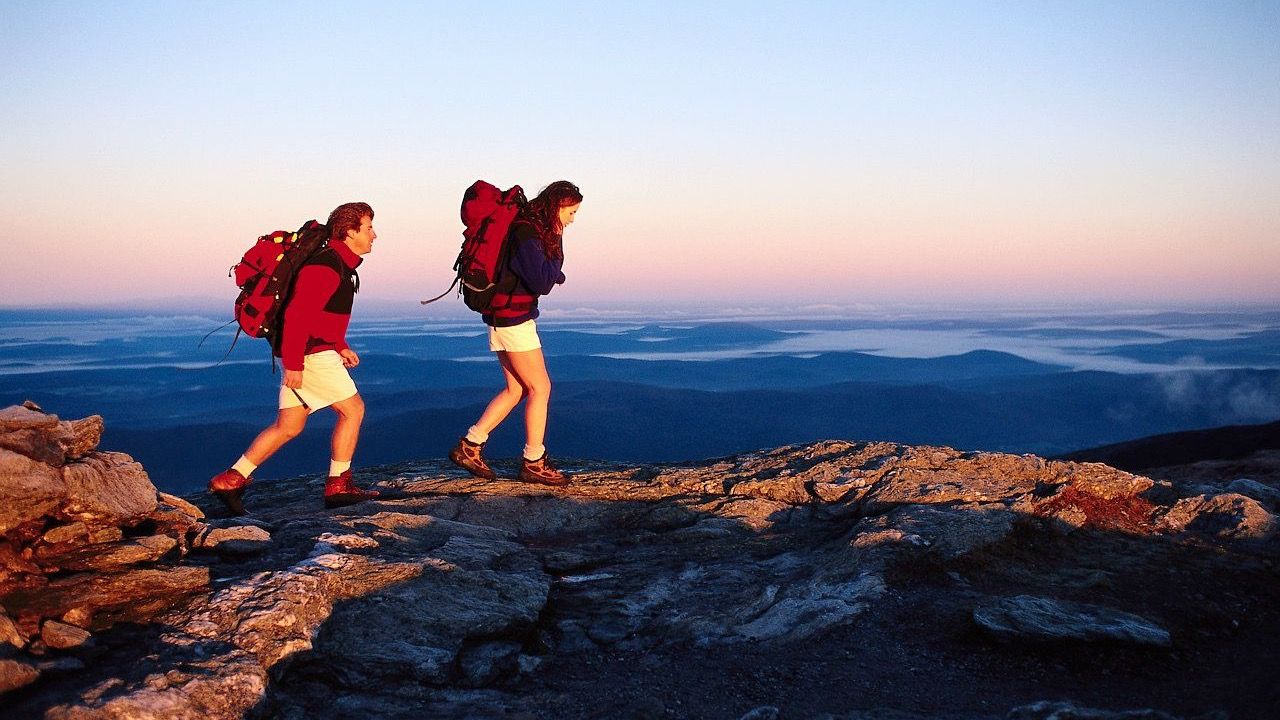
60,606,93,629
974,595,1171,647
0,403,57,431
0,609,22,649
0,448,67,535
53,416,104,461
0,657,40,694
40,619,93,650
147,502,204,550
878,503,1016,560
158,492,205,520
41,522,88,545
0,404,63,466
59,452,158,527
192,525,272,555
1225,478,1280,512
36,535,179,572
1008,700,1186,719
2,567,209,628
0,405,103,467
1156,493,1278,541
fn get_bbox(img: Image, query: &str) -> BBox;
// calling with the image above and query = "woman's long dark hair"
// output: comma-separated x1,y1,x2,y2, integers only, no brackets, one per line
520,180,582,260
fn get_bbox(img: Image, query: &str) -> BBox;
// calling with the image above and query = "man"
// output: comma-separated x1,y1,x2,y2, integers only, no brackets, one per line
208,202,381,514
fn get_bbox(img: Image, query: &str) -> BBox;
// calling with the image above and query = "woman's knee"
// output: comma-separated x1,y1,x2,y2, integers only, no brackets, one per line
526,378,551,398
502,383,527,402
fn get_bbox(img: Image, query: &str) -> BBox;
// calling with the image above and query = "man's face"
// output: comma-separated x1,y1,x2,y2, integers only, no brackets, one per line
345,215,376,255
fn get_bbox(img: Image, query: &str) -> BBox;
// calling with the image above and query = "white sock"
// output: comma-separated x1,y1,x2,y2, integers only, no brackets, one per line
523,444,545,461
232,455,257,477
466,426,489,444
329,459,352,476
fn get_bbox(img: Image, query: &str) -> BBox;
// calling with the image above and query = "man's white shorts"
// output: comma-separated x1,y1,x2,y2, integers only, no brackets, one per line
278,350,358,414
488,320,542,353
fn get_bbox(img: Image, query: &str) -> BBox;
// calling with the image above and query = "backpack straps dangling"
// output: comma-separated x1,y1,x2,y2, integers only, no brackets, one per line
421,275,460,305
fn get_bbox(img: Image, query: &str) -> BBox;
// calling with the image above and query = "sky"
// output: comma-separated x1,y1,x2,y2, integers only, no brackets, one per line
3,1,1279,313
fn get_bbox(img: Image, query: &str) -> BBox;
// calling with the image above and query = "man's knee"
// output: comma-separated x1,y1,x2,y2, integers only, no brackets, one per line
273,409,307,439
333,395,365,422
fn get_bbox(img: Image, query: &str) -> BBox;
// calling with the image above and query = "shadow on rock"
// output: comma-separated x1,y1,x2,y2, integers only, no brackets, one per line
4,420,1278,720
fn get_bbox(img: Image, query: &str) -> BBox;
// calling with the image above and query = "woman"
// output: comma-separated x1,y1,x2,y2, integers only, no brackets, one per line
449,180,582,486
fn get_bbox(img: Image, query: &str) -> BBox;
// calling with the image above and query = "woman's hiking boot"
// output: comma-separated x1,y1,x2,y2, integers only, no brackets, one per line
208,468,250,516
323,470,381,509
449,437,497,480
518,453,569,486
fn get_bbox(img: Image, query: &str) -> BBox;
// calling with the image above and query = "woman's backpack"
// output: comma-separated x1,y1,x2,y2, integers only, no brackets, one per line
422,180,533,315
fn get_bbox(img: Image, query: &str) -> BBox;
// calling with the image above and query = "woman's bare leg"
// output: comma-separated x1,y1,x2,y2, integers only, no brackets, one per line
472,352,526,434
503,348,551,449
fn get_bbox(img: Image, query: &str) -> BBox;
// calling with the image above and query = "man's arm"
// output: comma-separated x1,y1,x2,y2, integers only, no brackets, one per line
279,265,340,371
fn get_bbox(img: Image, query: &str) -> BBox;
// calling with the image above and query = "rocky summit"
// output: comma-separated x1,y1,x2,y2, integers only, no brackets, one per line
2,403,1278,720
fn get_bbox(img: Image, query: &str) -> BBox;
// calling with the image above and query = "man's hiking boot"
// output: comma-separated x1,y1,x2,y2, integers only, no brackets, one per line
324,470,381,509
518,453,569,486
208,468,251,516
449,437,497,480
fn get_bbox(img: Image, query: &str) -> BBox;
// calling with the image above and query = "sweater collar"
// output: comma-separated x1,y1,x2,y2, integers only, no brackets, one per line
330,240,363,269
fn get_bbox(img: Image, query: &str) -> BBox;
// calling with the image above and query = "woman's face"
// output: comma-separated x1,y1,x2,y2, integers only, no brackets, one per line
557,203,580,230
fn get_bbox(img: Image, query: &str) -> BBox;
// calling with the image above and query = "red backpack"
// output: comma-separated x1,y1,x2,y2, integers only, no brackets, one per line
231,219,329,350
421,180,536,317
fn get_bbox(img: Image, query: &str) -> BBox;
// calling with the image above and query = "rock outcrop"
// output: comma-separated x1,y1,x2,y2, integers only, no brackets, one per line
0,403,268,697
3,404,1277,719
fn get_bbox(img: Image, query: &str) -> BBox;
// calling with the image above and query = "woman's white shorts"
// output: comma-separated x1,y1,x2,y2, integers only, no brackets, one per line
278,350,358,414
488,320,542,353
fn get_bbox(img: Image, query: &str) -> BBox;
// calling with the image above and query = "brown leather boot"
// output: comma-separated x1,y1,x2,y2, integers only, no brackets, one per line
518,453,569,486
323,470,381,509
448,437,497,480
208,468,250,515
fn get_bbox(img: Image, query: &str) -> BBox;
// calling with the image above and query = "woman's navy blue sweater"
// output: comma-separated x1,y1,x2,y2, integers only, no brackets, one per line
484,224,566,327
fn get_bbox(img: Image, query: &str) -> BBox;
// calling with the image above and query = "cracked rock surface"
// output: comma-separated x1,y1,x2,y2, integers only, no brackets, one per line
3,414,1278,719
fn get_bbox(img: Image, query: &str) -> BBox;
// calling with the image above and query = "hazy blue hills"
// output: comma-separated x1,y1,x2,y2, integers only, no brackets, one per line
6,313,1280,493
3,349,1063,423
82,364,1280,493
343,322,794,360
979,328,1167,340
1101,329,1280,365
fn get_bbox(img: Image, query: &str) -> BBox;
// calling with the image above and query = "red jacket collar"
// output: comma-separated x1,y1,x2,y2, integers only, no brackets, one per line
330,240,363,269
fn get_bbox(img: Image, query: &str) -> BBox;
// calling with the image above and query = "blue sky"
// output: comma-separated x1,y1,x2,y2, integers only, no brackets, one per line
3,1,1278,311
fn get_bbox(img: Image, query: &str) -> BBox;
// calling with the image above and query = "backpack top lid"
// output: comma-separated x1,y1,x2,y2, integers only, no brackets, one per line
461,181,525,235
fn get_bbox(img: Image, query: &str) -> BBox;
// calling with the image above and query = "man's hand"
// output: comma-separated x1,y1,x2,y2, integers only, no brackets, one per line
340,348,360,368
284,369,304,389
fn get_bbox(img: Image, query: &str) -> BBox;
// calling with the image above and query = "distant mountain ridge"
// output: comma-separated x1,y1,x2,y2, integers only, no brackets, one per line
6,315,1280,493
1060,418,1280,471
105,369,1280,493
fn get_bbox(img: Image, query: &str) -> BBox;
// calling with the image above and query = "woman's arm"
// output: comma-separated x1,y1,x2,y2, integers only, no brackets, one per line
509,235,566,295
